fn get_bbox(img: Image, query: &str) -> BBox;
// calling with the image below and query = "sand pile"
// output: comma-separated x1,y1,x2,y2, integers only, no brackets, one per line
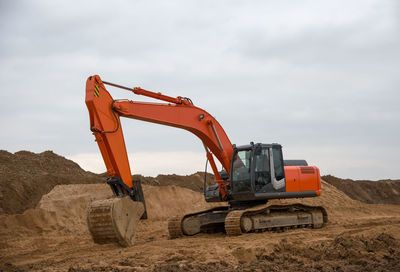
38,183,219,222
323,175,400,205
0,150,104,214
0,183,220,238
0,150,215,216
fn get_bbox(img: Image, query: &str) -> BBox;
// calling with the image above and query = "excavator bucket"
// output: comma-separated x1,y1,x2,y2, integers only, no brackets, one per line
87,197,144,247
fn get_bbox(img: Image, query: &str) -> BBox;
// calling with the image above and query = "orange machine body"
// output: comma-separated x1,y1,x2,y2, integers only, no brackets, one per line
284,166,321,196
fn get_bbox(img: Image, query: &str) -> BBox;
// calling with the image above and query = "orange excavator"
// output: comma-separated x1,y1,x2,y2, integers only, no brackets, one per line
85,75,327,246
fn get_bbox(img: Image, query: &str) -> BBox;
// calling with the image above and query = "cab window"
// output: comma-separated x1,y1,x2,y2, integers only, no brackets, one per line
272,147,285,180
231,150,252,192
254,147,271,191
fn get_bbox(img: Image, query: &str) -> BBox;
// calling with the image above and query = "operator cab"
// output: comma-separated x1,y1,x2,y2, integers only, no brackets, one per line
204,142,319,203
230,143,286,201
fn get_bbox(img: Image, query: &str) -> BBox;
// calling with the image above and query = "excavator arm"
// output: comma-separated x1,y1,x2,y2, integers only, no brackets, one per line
85,75,233,200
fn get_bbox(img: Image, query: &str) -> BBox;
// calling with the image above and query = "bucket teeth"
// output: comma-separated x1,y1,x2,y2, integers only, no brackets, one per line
87,197,144,247
168,216,184,239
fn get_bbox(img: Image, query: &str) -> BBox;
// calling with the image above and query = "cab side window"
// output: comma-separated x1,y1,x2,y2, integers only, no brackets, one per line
254,148,270,190
272,147,284,180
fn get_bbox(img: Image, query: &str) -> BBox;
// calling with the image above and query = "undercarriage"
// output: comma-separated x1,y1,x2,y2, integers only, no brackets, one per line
168,202,328,238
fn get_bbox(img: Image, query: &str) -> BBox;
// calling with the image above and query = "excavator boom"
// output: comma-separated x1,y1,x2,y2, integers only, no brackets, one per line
86,75,233,199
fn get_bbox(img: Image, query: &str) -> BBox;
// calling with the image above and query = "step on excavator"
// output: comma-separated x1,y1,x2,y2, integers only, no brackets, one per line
85,75,327,246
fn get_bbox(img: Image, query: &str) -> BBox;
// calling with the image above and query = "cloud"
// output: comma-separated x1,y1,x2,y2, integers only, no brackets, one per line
1,0,399,179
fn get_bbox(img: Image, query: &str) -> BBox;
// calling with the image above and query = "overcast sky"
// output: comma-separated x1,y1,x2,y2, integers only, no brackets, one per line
1,0,399,180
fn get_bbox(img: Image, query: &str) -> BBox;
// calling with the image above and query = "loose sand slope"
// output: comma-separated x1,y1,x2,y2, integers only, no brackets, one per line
1,180,400,272
323,175,400,205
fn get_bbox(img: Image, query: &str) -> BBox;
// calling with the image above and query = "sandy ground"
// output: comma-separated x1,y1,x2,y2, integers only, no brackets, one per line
1,181,400,271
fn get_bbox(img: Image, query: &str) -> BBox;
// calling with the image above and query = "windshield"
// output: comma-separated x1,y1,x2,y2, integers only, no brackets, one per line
231,150,252,192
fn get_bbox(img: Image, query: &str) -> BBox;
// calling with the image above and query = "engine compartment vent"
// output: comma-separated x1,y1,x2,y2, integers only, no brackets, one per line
300,166,315,174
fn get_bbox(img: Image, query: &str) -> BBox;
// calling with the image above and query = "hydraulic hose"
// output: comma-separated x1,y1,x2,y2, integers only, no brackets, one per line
203,158,208,197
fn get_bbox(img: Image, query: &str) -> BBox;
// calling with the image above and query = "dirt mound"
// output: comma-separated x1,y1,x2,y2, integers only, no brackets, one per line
38,183,218,222
0,149,214,215
0,150,104,214
0,183,219,237
323,175,400,205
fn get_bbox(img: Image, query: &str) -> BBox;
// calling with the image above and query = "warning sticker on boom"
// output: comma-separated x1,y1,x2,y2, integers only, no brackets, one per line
94,86,100,97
